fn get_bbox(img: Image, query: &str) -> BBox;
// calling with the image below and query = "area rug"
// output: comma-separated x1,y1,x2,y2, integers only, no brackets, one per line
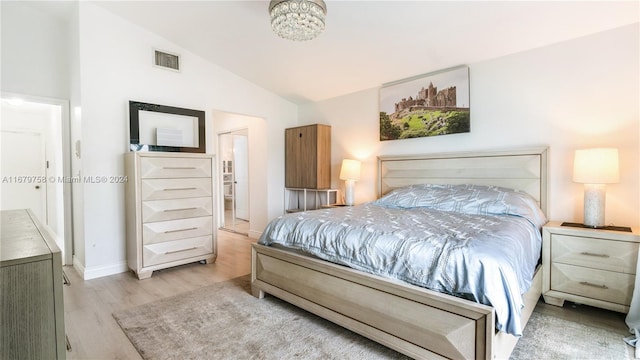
512,310,632,360
113,275,632,360
113,275,409,359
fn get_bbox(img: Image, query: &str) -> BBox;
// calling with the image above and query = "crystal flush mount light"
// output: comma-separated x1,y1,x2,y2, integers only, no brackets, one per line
269,0,327,41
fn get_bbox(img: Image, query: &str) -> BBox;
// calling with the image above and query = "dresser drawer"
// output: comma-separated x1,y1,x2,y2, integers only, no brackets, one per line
551,234,638,274
140,156,211,179
143,235,213,267
141,178,212,200
142,216,213,245
142,197,213,223
551,263,634,305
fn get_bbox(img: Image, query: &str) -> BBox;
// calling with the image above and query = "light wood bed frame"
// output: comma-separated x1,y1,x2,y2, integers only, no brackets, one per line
251,147,548,359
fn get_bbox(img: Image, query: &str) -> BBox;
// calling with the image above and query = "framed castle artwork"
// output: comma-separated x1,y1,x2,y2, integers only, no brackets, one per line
379,65,470,141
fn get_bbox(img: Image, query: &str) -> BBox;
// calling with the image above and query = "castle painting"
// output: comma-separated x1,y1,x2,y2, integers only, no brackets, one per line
379,66,470,141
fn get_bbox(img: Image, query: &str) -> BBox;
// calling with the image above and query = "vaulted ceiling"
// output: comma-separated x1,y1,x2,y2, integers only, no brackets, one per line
57,1,640,104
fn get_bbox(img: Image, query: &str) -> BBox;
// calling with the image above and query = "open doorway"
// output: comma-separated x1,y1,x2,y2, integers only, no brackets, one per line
213,110,267,239
218,129,249,235
0,94,72,264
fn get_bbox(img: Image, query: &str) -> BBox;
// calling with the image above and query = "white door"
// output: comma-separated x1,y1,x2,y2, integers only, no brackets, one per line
233,134,249,220
1,130,47,223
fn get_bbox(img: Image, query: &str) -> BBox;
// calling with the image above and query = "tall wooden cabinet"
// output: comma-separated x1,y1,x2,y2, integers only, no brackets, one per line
125,152,217,280
285,124,331,189
1,209,66,360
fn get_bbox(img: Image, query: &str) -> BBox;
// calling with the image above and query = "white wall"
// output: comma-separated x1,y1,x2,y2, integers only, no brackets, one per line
300,24,640,227
0,1,70,99
68,3,296,279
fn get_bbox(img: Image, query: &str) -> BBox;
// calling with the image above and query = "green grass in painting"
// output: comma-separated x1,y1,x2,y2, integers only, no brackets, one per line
384,109,470,140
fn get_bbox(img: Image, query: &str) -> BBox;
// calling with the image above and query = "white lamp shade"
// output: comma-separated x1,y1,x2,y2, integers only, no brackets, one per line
573,148,619,184
339,159,361,181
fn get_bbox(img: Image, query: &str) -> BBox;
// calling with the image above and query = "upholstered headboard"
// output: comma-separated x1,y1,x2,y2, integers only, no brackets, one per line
378,147,549,215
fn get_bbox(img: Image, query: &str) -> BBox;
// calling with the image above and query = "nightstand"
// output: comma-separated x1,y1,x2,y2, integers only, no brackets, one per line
542,221,640,313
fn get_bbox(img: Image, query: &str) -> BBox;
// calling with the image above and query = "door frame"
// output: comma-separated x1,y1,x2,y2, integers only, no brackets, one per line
2,92,73,265
231,132,249,221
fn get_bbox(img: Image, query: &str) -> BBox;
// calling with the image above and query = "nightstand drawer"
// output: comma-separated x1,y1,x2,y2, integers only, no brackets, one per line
551,234,638,274
551,263,634,305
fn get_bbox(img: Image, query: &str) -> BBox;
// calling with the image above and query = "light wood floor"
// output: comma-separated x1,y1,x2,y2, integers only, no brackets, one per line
63,231,632,359
63,230,255,360
222,209,250,235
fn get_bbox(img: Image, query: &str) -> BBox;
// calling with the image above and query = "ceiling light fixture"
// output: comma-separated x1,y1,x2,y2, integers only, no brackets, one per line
269,0,327,41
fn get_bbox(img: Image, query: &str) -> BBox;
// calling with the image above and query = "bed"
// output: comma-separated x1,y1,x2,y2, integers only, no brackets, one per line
251,147,548,359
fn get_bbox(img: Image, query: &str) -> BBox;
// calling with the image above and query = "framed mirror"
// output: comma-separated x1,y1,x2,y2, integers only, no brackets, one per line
129,101,205,153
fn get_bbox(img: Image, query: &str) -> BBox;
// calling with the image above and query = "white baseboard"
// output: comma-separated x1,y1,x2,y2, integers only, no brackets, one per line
72,255,85,277
248,230,262,239
73,256,128,280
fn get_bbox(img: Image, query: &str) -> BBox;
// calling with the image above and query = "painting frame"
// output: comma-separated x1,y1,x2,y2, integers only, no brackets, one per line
379,65,470,141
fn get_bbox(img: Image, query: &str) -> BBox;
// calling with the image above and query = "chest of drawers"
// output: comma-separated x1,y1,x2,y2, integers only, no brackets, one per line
1,209,66,359
542,221,640,312
125,152,217,279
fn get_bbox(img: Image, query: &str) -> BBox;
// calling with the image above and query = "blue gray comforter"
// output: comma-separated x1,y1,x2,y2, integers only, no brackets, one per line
259,184,547,336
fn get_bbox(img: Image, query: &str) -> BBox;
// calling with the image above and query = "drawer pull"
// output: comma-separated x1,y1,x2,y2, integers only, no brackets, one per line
163,166,197,170
164,247,197,255
163,207,197,212
164,227,198,234
579,281,608,290
580,252,609,258
163,187,197,191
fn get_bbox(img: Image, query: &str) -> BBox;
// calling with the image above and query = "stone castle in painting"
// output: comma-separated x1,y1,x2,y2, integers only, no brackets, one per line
393,82,459,115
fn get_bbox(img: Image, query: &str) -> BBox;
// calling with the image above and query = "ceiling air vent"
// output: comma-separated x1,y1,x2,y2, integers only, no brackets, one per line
154,49,180,71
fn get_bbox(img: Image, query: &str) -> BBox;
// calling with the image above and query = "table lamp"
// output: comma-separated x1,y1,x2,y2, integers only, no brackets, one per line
573,148,619,228
339,159,361,206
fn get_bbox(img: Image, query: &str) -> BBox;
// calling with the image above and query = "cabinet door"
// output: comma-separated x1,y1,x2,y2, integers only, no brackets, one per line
285,125,318,188
1,260,58,359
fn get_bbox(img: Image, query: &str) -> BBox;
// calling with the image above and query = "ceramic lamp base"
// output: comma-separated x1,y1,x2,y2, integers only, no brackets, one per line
583,183,606,228
344,180,355,206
